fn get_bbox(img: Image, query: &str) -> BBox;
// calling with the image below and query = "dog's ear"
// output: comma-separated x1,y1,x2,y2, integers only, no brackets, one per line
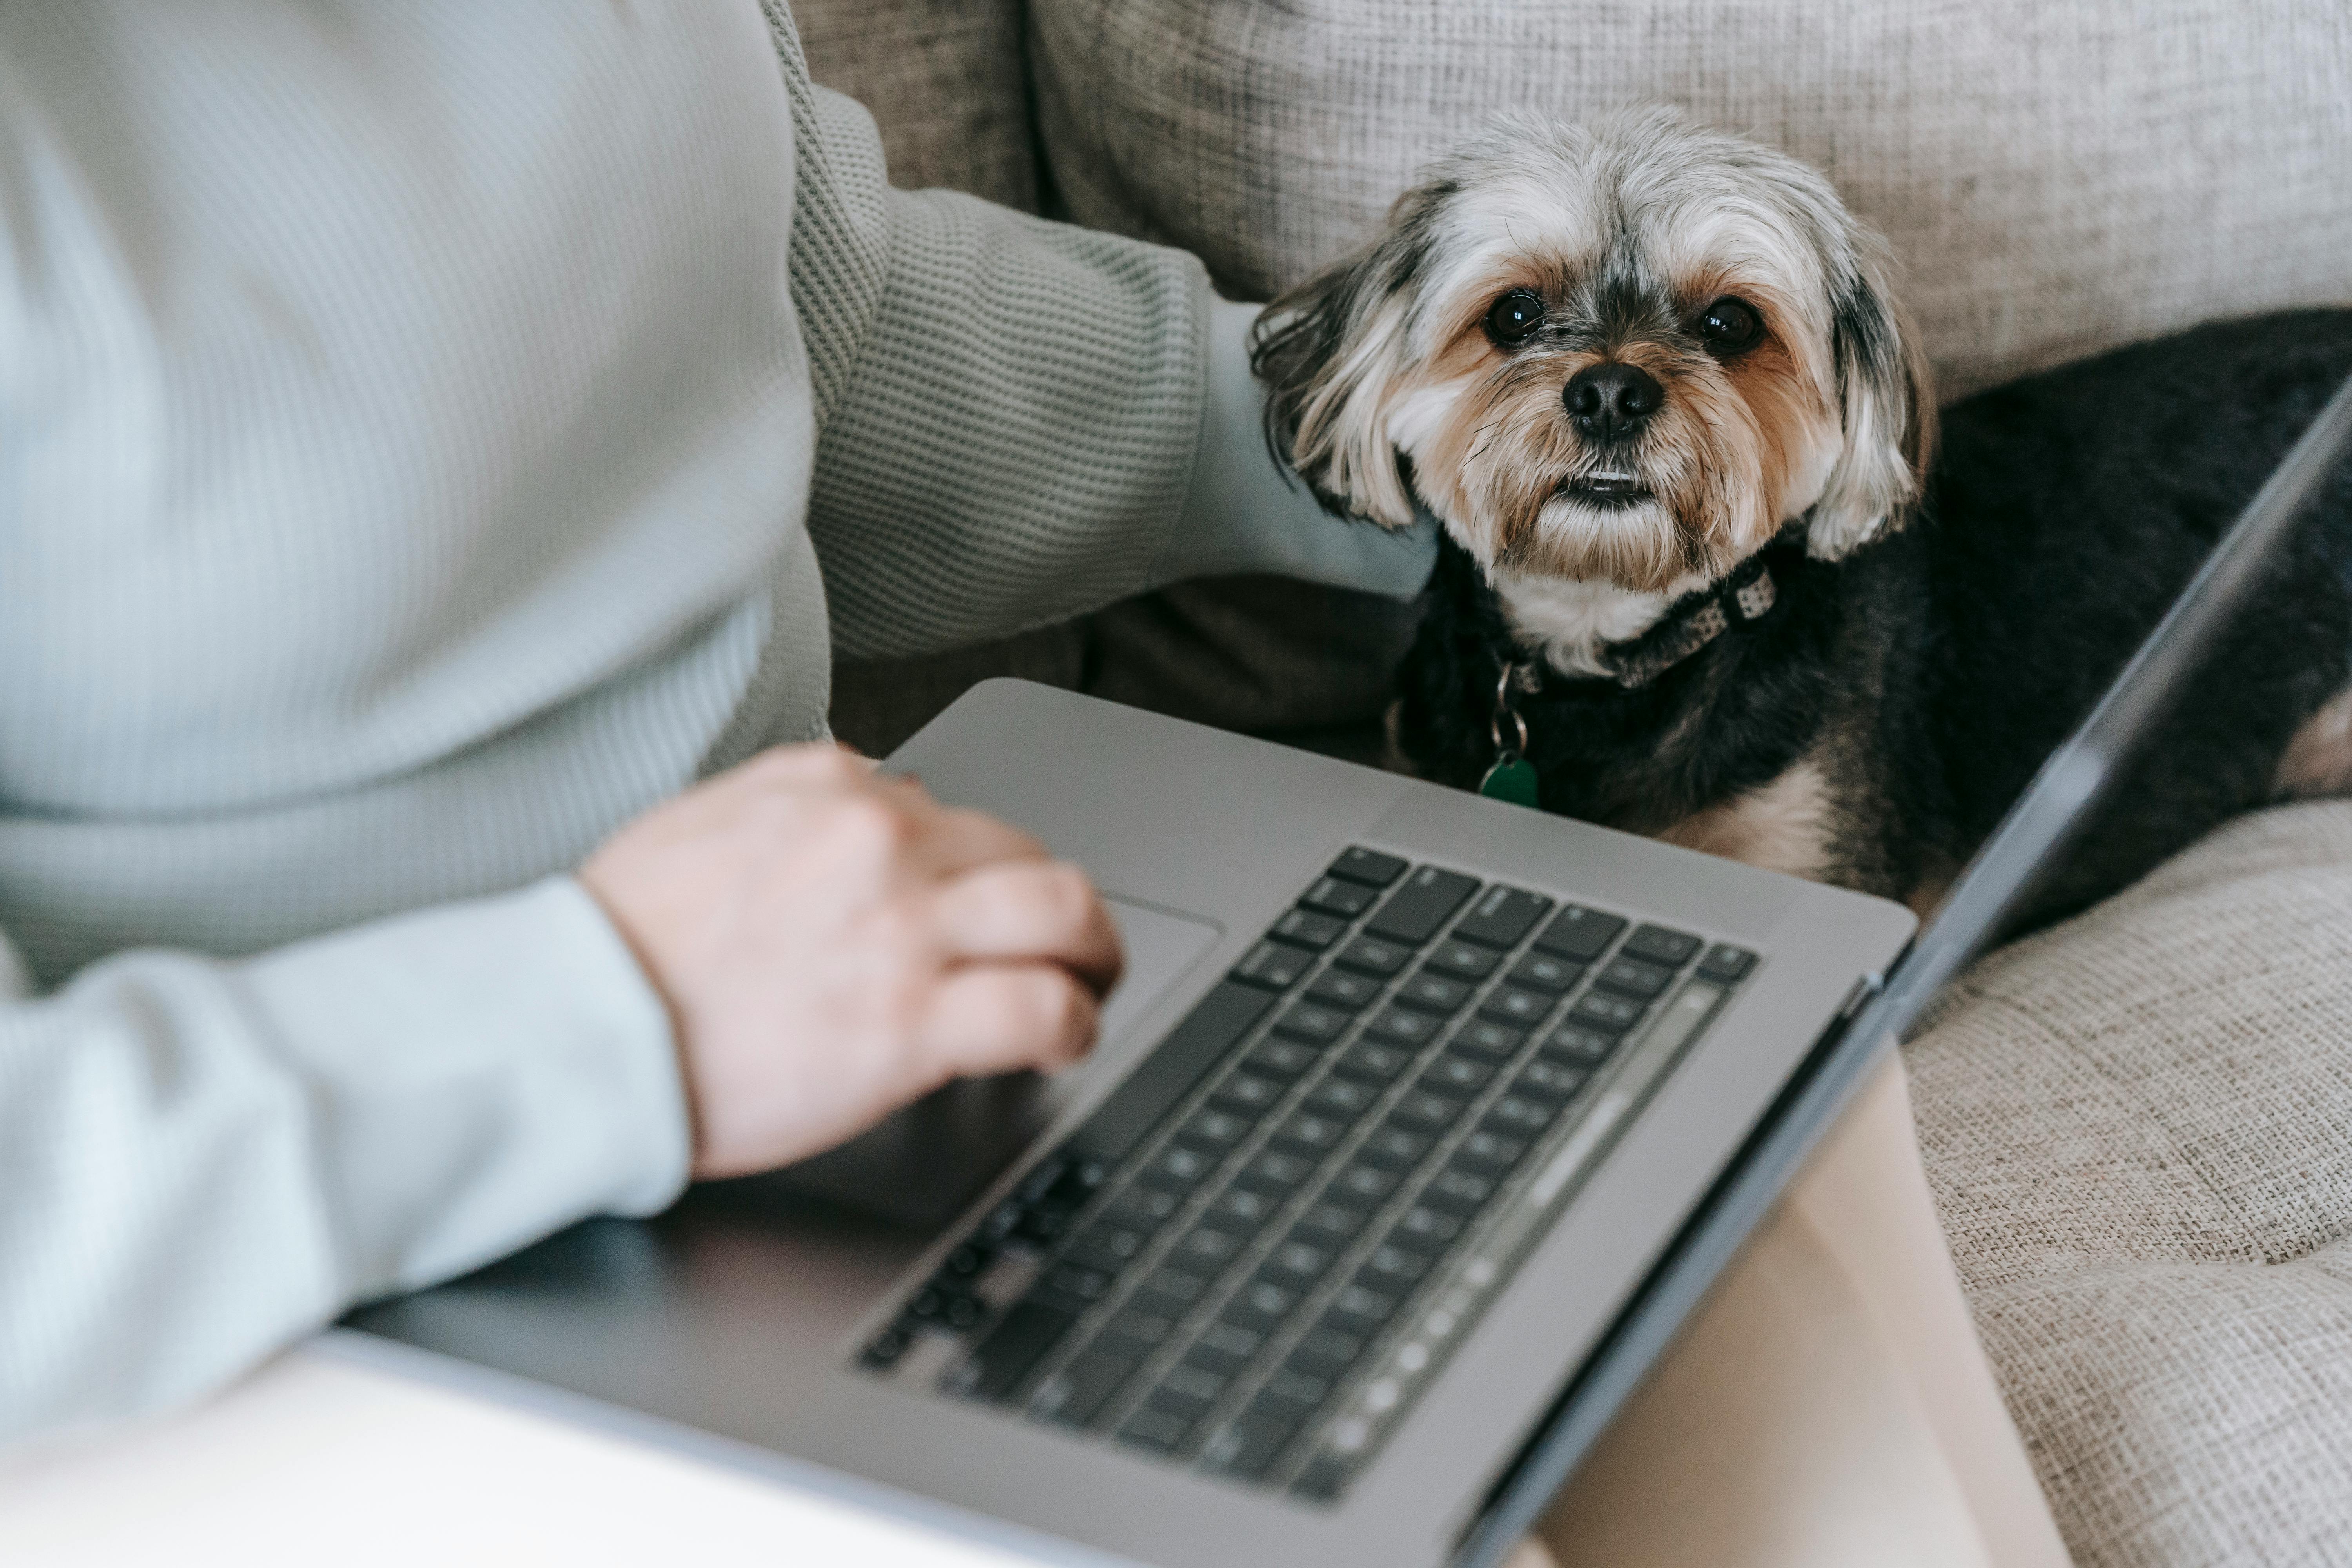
1806,237,1936,559
1249,185,1446,530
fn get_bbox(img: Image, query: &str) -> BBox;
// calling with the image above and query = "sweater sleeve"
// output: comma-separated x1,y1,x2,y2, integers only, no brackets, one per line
787,74,1435,662
0,879,691,1448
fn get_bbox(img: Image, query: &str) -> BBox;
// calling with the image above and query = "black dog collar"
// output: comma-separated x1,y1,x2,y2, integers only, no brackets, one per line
1599,548,1780,689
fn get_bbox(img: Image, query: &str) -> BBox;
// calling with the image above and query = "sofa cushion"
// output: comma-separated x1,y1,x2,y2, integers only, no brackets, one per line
1906,801,2352,1566
793,0,1036,212
1029,0,2352,397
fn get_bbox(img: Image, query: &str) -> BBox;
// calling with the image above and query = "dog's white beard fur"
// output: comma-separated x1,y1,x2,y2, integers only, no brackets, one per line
1492,565,1718,678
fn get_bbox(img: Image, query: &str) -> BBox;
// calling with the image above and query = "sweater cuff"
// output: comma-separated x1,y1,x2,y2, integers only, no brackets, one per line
1157,297,1440,598
237,876,691,1297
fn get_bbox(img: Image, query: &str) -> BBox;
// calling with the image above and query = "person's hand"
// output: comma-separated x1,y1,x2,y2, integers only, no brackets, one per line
578,744,1123,1178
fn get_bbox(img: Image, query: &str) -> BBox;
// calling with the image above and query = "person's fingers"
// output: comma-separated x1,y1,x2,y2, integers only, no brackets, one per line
920,964,1100,1078
914,802,1051,878
931,860,1125,994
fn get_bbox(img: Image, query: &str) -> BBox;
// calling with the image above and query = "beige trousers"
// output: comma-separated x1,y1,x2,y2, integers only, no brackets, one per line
1512,1056,2073,1568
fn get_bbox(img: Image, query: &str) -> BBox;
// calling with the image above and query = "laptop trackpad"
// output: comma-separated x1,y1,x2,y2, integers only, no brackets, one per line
762,895,1221,1232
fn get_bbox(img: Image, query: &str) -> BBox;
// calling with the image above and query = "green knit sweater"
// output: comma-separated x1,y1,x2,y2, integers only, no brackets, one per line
0,2,1430,1443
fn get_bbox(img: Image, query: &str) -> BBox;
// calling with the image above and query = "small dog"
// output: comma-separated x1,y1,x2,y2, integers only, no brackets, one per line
1254,107,2352,929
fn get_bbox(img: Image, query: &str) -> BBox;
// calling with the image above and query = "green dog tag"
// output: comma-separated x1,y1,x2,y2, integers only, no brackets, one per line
1478,751,1541,807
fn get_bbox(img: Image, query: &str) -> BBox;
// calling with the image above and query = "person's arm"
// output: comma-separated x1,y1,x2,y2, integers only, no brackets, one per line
0,880,688,1447
0,748,1118,1450
781,68,1435,663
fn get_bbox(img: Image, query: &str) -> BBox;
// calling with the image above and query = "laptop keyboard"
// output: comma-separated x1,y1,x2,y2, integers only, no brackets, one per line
856,848,1759,1502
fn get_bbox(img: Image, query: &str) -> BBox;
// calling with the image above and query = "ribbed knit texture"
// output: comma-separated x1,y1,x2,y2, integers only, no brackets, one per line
0,0,1431,1448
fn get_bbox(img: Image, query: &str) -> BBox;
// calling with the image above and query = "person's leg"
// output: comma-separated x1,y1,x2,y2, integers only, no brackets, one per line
1519,1054,2070,1568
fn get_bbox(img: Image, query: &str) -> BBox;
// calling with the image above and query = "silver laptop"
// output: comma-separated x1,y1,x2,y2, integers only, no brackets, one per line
344,373,2352,1568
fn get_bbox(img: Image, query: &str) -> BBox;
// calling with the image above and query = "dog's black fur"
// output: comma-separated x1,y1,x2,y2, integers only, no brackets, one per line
1394,310,2352,931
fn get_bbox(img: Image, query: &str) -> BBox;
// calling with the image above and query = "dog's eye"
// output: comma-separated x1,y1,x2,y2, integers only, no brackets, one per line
1698,296,1763,355
1484,289,1546,346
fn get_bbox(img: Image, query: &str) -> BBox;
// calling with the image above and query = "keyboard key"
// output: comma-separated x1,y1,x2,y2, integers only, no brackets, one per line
1232,942,1310,991
1271,1111,1348,1154
1243,1039,1318,1080
1307,968,1385,1011
1272,1002,1350,1044
1175,1108,1252,1151
1292,1453,1356,1501
1328,847,1408,887
1327,1163,1403,1208
1299,875,1379,918
1365,866,1482,945
1036,1349,1136,1427
1186,1321,1266,1374
1388,1205,1466,1251
1595,955,1675,999
1292,1200,1369,1248
1148,1364,1229,1417
1357,1244,1433,1290
1254,1367,1331,1417
1451,1130,1530,1176
1267,908,1345,951
1507,953,1584,993
1200,1186,1279,1234
1106,1186,1182,1227
1234,1149,1317,1196
1419,1055,1494,1098
1357,1125,1434,1171
1288,1325,1368,1376
1532,906,1626,961
1423,1168,1499,1215
1624,924,1704,966
1136,1266,1211,1314
1323,1284,1401,1336
1169,1227,1244,1272
1137,1143,1218,1192
1539,1024,1620,1067
1698,943,1757,982
1222,1279,1300,1332
1305,1077,1381,1119
1484,1094,1560,1138
1387,1089,1463,1133
1446,1020,1526,1062
1333,936,1413,977
1424,940,1501,981
1478,986,1556,1028
1365,1007,1443,1049
1334,1040,1412,1084
1513,1059,1587,1103
1259,1239,1333,1288
1210,1071,1287,1115
1569,992,1646,1033
1097,1309,1176,1358
1394,972,1474,1014
1451,885,1553,949
1201,1410,1300,1480
1065,1223,1151,1272
959,1299,1077,1402
1067,980,1275,1167
1117,1404,1193,1452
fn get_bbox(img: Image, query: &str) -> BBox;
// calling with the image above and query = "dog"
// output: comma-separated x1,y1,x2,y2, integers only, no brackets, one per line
1252,106,2352,930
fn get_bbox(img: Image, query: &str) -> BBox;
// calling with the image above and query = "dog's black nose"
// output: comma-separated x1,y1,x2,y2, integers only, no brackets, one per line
1564,362,1663,442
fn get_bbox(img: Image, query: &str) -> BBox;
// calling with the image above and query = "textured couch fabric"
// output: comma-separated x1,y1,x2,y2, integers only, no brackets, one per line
1030,0,2352,398
1907,802,2352,1566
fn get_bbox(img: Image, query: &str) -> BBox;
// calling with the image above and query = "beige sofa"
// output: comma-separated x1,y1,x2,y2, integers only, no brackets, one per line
799,4,2352,1563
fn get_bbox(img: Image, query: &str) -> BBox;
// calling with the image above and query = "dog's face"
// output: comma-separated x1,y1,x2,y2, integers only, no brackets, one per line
1255,108,1933,593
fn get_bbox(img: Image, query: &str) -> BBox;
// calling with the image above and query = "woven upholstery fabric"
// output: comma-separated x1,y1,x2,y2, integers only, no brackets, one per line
1906,801,2352,1567
793,0,1035,213
1030,0,2352,399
